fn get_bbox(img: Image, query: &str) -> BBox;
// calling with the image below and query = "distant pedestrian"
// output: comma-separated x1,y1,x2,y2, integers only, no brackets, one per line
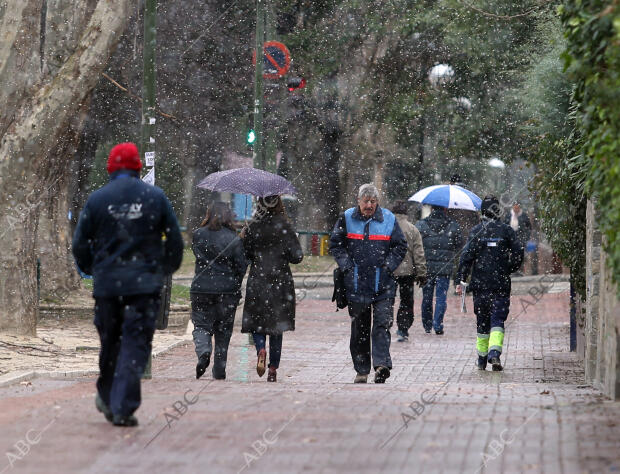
415,205,462,335
191,202,247,380
241,195,303,382
330,184,407,383
504,201,531,275
391,200,427,342
456,196,523,371
504,201,531,249
72,142,183,426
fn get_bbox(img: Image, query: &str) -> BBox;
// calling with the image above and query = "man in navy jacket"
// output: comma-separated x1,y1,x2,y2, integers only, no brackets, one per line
72,142,183,426
330,184,407,383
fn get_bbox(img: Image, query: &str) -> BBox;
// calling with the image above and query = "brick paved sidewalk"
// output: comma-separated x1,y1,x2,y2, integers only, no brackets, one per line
0,290,618,474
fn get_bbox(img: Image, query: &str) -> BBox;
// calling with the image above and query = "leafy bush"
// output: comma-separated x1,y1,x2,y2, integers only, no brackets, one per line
559,1,620,295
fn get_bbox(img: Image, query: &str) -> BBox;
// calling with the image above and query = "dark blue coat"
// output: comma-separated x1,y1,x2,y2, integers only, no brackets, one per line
456,217,524,295
415,209,462,277
72,171,184,298
329,206,407,304
190,226,247,295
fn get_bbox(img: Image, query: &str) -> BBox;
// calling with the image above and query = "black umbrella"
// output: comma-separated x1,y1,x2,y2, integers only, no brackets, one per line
196,167,297,197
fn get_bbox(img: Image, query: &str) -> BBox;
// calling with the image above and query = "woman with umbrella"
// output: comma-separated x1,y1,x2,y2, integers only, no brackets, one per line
191,202,248,380
197,168,302,382
241,195,303,382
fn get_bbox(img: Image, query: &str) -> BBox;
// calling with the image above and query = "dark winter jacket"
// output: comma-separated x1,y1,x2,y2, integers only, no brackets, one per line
241,214,303,335
456,217,524,294
72,171,184,298
329,206,408,304
190,227,247,296
415,209,462,278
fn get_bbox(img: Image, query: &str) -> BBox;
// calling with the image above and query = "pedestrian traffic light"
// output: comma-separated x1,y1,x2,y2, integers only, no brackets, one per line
247,129,256,145
287,77,306,92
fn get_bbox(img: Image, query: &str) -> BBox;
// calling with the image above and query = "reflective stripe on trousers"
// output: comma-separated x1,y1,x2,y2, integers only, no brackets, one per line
476,333,489,357
489,326,505,354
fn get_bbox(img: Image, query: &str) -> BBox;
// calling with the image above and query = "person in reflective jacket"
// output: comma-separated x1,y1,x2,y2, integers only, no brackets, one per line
329,184,407,384
72,142,183,427
456,196,523,371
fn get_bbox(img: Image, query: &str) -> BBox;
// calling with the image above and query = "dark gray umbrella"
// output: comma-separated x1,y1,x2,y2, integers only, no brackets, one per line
196,167,296,197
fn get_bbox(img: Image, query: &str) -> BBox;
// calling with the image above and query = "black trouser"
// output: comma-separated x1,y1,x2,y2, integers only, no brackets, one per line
191,293,239,376
348,298,394,374
94,293,160,417
395,275,415,335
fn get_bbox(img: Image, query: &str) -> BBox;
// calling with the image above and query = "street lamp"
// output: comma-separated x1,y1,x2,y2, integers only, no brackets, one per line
488,157,505,195
488,157,505,169
428,64,455,89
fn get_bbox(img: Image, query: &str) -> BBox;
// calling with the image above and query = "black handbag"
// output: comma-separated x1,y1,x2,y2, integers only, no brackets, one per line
332,267,348,309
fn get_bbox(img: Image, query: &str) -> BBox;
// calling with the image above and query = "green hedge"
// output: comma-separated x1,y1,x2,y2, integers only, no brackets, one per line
559,2,620,296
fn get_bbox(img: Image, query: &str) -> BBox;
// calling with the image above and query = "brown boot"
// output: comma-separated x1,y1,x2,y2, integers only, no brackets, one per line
256,348,267,377
267,366,277,382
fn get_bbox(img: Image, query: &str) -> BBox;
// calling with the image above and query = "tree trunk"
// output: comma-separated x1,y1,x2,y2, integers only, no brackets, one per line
0,0,131,334
37,104,90,301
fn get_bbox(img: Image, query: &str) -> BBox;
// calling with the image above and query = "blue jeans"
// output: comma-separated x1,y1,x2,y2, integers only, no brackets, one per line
421,276,450,332
253,333,283,369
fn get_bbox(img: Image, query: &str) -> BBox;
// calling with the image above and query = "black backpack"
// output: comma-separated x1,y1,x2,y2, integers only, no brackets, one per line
332,267,348,309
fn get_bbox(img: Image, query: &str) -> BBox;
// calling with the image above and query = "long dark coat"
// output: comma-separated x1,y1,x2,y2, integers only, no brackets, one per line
241,214,303,335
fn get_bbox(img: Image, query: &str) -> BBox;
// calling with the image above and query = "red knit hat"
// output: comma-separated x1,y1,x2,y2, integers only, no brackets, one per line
107,142,142,174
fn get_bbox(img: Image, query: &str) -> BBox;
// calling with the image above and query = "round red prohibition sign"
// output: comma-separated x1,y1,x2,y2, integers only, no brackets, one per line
253,41,291,79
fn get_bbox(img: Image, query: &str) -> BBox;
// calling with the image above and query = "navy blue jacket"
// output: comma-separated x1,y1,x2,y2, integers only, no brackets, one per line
415,209,462,277
329,206,407,304
456,217,524,295
72,171,184,298
190,226,247,295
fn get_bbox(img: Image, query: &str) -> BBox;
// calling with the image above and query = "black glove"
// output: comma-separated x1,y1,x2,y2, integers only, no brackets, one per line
416,275,428,287
381,264,393,277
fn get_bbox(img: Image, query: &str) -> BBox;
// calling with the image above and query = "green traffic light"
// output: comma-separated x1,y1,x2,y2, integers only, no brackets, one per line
247,129,256,145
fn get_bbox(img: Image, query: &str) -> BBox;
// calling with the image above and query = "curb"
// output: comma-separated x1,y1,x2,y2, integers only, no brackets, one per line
0,334,193,388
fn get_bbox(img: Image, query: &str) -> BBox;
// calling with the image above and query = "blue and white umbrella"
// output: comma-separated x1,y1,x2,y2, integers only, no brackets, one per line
408,184,482,211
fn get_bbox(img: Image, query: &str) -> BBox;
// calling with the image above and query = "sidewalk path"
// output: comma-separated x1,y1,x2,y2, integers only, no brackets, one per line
0,290,618,473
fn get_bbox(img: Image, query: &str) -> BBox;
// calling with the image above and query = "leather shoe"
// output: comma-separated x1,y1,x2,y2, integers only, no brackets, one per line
374,366,390,384
196,353,211,379
112,414,138,427
95,394,113,422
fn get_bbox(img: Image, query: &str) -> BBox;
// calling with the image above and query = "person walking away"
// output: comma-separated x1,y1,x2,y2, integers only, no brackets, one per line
330,184,407,383
191,202,247,380
415,205,462,335
241,195,303,382
456,196,523,371
391,200,427,342
72,142,183,426
504,201,531,275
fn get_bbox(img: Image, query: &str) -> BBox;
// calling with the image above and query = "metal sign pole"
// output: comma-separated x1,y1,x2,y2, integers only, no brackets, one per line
142,0,157,379
253,0,266,170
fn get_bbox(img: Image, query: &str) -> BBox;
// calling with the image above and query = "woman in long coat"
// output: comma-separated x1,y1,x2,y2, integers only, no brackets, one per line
241,195,303,382
191,202,247,380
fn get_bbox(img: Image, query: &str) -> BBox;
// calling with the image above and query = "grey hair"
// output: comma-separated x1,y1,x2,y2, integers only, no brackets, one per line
358,183,379,200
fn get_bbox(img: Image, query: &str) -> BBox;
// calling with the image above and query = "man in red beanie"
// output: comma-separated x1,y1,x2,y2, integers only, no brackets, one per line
72,142,183,426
